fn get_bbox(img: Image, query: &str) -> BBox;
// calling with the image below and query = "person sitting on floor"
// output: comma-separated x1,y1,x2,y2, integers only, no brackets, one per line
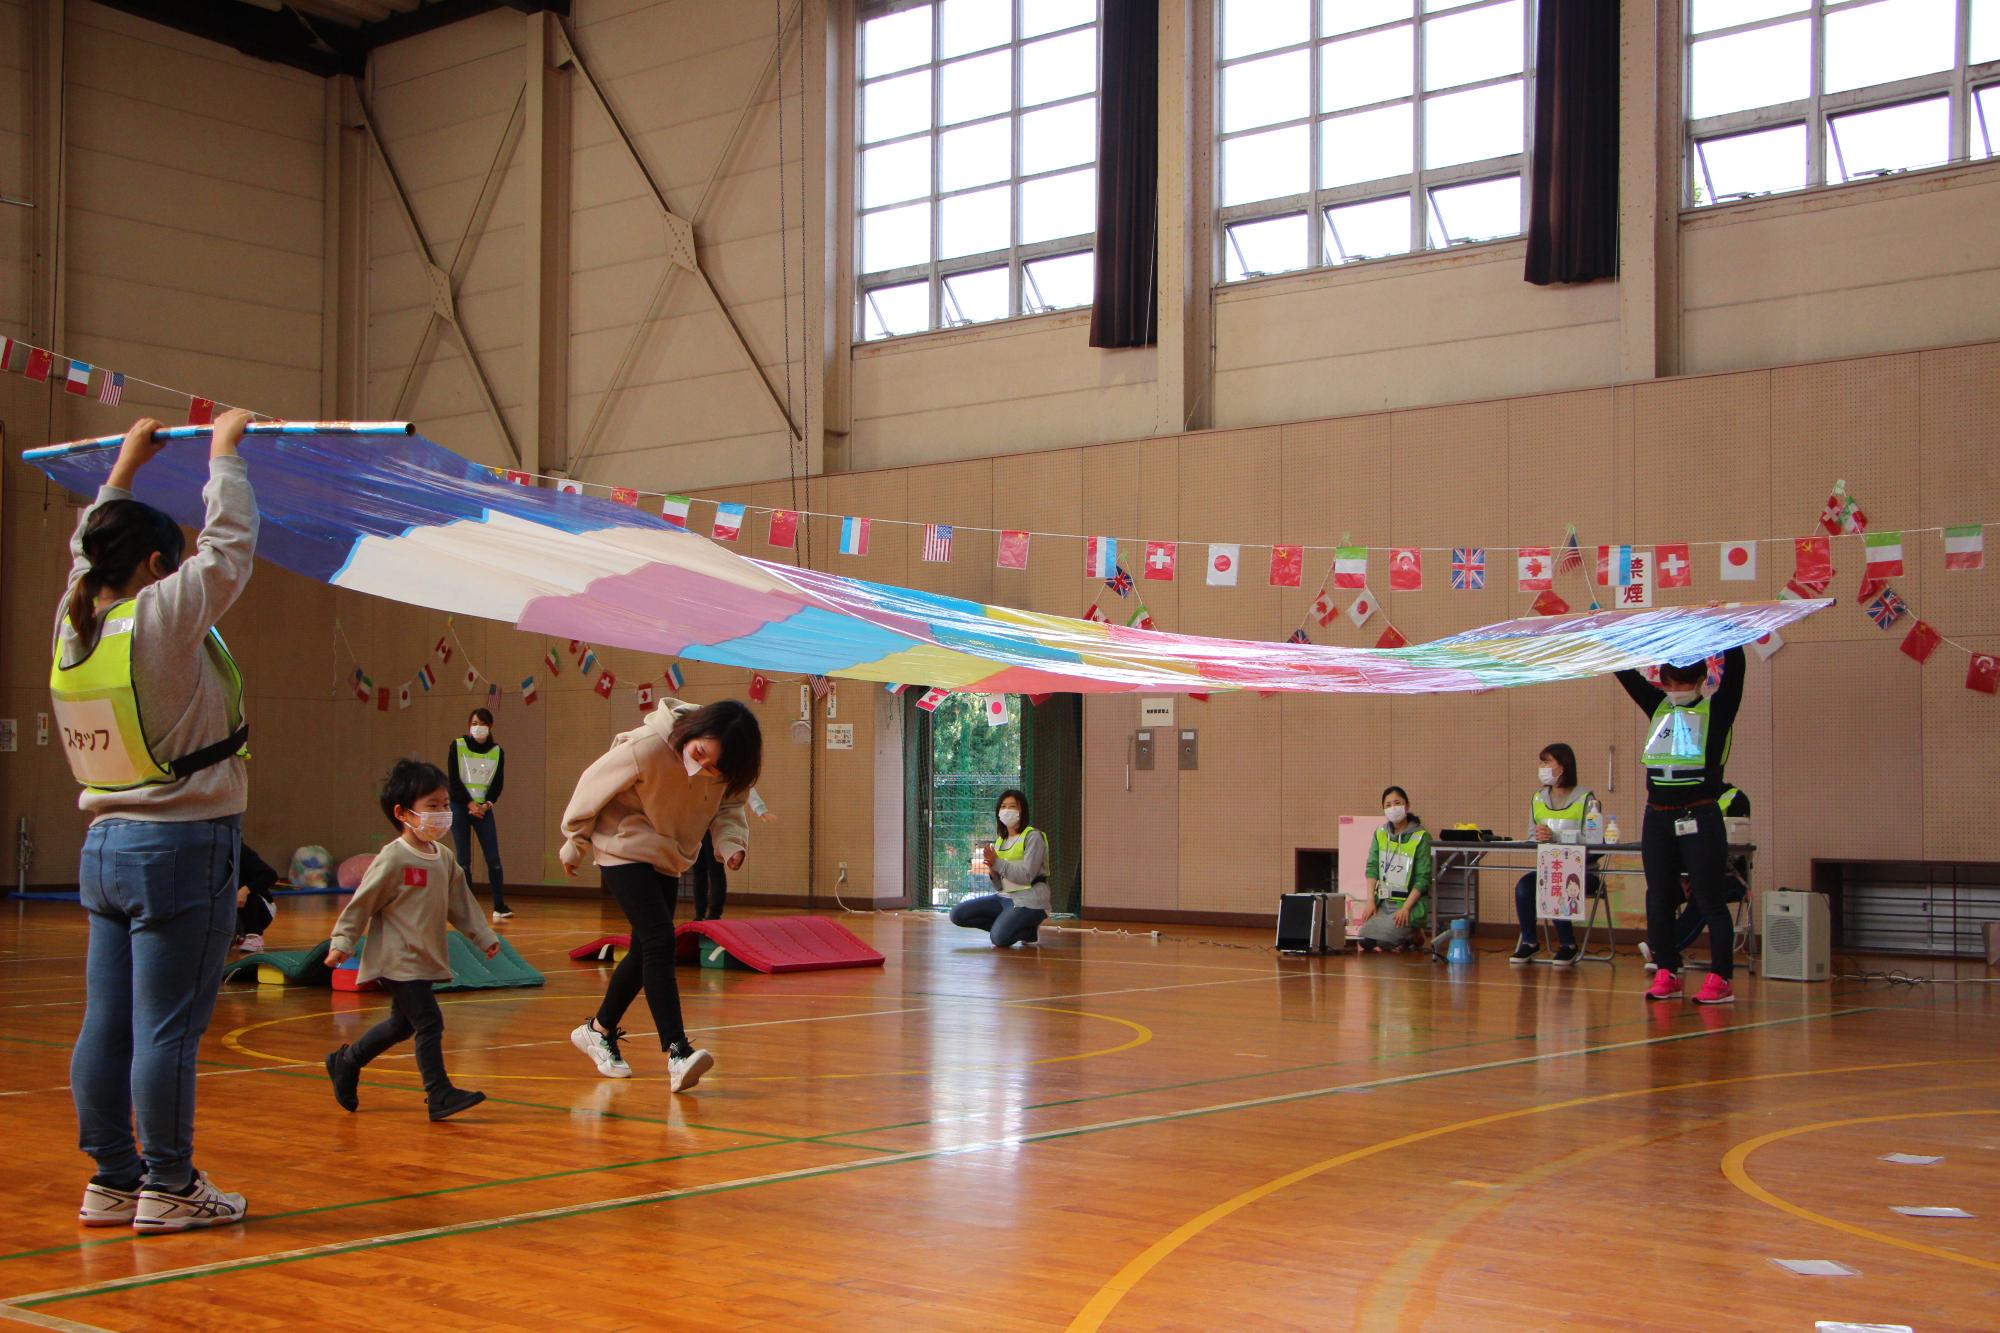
948,789,1051,948
1358,786,1430,952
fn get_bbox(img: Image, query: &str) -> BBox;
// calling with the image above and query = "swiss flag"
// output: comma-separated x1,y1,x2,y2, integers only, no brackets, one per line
403,866,429,888
1388,548,1422,591
1794,536,1833,585
1374,625,1407,649
1532,589,1570,617
1269,545,1303,588
1900,620,1940,664
749,672,769,703
1968,654,1999,695
1144,541,1177,581
1656,543,1692,589
595,671,616,698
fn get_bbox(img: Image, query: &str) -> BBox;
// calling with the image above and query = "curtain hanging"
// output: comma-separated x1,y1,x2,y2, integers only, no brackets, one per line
1523,0,1620,286
1089,0,1159,347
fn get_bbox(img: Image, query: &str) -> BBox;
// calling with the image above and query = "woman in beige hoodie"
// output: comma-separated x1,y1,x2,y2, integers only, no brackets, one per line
562,698,759,1092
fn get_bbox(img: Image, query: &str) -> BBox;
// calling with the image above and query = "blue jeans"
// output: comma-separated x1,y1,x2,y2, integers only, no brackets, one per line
74,816,240,1190
451,801,506,911
949,893,1047,947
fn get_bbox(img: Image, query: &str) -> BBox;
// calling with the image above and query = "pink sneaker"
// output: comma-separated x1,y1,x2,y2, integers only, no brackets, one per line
1646,970,1683,1001
1691,974,1735,1006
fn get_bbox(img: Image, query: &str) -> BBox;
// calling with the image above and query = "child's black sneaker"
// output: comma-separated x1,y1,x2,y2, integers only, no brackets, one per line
325,1046,360,1112
428,1087,486,1121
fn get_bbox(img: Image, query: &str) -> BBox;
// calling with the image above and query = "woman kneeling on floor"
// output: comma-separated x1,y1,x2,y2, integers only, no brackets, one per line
949,789,1050,948
1357,786,1431,952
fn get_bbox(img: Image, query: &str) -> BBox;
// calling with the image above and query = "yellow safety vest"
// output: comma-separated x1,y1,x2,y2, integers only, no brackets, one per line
455,738,502,803
1718,786,1742,815
1371,824,1429,922
49,599,248,794
1531,787,1594,836
1643,694,1729,787
993,826,1047,882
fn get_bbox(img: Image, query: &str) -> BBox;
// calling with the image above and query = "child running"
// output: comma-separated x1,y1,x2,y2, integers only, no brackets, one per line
323,759,499,1121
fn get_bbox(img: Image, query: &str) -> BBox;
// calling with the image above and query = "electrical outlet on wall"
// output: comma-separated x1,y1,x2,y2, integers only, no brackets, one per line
837,862,848,883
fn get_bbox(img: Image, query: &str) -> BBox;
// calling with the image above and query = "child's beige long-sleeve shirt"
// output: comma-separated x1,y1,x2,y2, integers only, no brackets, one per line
330,837,498,984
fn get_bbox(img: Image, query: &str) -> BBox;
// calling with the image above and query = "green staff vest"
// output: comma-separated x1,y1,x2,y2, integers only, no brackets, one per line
1642,694,1729,787
455,738,502,803
1372,824,1429,923
993,826,1047,881
48,599,248,794
1531,787,1594,835
1718,786,1742,815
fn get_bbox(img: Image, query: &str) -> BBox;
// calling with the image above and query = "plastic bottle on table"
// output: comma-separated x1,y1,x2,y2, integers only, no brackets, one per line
1605,815,1620,844
1583,795,1604,846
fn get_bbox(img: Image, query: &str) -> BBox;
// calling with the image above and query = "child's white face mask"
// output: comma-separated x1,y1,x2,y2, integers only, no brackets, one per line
405,809,452,842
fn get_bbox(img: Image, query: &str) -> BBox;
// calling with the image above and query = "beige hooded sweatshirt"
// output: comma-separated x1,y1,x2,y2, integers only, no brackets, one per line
558,699,750,876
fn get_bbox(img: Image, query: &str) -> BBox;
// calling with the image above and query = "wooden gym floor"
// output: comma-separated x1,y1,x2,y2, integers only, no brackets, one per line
0,899,1995,1331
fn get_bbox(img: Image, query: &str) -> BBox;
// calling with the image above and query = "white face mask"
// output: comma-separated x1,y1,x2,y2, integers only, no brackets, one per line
1666,688,1702,706
1384,804,1407,824
998,808,1021,830
1537,766,1556,787
469,725,490,742
405,809,452,841
683,747,710,779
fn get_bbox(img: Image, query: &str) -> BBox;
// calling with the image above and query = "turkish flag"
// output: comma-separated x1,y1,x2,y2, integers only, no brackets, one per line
1967,654,1998,695
1269,545,1303,588
1388,547,1422,591
1656,543,1692,589
403,867,429,888
1900,620,1941,664
1532,589,1570,617
749,672,769,702
1374,625,1408,649
1794,536,1833,585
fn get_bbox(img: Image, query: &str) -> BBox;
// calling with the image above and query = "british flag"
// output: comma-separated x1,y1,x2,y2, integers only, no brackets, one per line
921,523,954,563
1106,565,1134,596
1451,548,1485,590
1866,588,1907,630
1287,628,1310,645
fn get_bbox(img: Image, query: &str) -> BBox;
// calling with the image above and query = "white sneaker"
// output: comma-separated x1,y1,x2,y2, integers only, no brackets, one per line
1640,941,1658,973
132,1172,246,1233
237,933,264,955
79,1179,140,1227
570,1020,632,1078
669,1046,714,1094
491,909,514,922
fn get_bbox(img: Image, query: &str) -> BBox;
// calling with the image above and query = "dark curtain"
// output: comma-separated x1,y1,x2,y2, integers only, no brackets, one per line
1023,696,1084,915
1090,0,1158,348
1523,0,1620,286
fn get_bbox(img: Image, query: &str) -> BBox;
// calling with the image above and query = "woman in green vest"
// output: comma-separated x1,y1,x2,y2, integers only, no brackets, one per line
448,707,508,921
950,789,1050,947
1509,742,1601,967
1359,786,1431,951
51,411,257,1232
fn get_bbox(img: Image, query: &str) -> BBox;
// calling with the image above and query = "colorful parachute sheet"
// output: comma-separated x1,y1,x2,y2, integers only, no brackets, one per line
25,424,1828,695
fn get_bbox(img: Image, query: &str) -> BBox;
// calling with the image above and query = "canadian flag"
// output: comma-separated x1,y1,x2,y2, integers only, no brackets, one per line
1346,588,1377,628
1656,544,1692,589
636,682,656,712
1311,587,1339,626
1517,547,1553,591
1083,602,1109,624
1719,540,1756,581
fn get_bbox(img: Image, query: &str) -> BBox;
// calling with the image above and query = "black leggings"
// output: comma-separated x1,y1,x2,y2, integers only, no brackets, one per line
346,978,450,1098
1642,801,1734,981
597,862,689,1052
685,833,727,921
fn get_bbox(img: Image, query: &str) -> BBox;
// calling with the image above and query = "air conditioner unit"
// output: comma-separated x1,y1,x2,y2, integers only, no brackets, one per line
1762,890,1830,982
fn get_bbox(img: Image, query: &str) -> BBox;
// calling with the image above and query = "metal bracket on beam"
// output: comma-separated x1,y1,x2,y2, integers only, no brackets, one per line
426,261,458,323
664,212,699,274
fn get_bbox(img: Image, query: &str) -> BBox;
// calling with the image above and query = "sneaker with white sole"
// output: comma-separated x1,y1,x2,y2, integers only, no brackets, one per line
1691,973,1735,1006
237,933,265,955
1640,941,1658,973
668,1043,714,1094
78,1178,141,1227
491,908,514,922
571,1019,632,1078
132,1172,246,1233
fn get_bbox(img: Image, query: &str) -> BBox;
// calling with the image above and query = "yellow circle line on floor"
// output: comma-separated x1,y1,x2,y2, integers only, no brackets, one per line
1720,1108,2000,1274
221,997,1151,1083
1065,1056,1997,1332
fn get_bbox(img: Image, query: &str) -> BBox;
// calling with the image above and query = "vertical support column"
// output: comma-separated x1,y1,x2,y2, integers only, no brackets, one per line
819,0,852,475
323,77,369,420
28,0,68,445
801,0,830,477
522,10,571,478
1617,0,1680,381
1155,0,1212,435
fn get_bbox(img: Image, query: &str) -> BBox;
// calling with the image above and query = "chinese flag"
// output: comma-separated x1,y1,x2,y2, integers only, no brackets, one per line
403,867,429,888
1532,589,1570,617
24,347,53,381
768,510,799,548
1374,625,1408,649
1968,654,1999,695
1268,545,1303,588
376,686,390,712
595,671,616,698
749,672,769,703
187,397,214,426
995,529,1030,570
610,487,639,507
1793,536,1833,585
1900,620,1940,664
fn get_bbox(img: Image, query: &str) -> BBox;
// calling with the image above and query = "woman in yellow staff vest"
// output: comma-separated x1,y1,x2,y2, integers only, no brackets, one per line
951,789,1050,948
448,706,509,921
1359,786,1431,951
1509,742,1602,967
49,411,258,1233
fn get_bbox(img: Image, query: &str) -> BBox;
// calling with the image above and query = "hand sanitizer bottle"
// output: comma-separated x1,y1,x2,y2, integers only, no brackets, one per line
1584,795,1604,846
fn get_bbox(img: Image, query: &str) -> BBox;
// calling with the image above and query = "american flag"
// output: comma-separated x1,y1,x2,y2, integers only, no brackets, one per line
97,370,125,405
922,523,954,563
1555,526,1583,574
1451,548,1486,590
1106,565,1134,597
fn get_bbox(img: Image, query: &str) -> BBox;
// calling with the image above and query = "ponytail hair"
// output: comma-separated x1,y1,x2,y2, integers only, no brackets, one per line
68,500,184,641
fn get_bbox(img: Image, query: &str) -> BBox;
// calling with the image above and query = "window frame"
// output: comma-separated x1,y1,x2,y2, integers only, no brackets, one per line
854,0,1103,342
1683,0,2000,209
1213,0,1537,284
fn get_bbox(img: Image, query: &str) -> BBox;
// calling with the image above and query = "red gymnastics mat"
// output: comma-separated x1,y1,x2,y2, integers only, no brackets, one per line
568,915,885,974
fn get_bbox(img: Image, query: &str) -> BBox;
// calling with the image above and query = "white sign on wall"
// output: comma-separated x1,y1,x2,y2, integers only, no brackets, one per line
825,723,855,751
1140,697,1175,728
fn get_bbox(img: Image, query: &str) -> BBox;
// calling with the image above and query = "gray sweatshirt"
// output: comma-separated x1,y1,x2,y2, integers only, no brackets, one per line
56,458,259,823
330,837,499,984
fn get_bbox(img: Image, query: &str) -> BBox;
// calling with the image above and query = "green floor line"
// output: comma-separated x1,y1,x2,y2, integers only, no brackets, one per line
5,1008,1868,1309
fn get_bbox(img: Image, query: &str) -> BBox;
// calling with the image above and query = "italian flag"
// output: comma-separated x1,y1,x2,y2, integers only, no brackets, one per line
661,494,692,528
1862,531,1903,579
1333,545,1367,589
1944,524,1984,571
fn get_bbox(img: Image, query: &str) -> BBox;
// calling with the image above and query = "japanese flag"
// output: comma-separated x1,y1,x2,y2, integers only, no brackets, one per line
556,479,584,495
1750,629,1784,661
1346,588,1378,628
1206,544,1240,586
984,694,1011,727
1719,541,1756,581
